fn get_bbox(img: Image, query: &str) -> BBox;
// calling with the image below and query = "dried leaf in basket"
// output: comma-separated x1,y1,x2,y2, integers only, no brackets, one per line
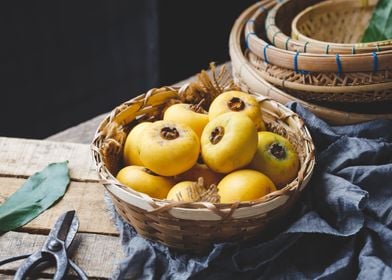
178,62,239,110
100,122,127,174
172,177,220,203
362,0,392,42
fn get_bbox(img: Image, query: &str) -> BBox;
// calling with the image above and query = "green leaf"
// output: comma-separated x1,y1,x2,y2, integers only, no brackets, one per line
0,162,70,232
362,0,392,42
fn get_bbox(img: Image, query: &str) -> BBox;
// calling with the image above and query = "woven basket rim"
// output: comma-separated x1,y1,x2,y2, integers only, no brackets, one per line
269,0,392,54
247,50,392,89
291,0,392,48
229,0,392,123
245,0,392,73
246,50,392,102
91,83,315,219
250,0,392,102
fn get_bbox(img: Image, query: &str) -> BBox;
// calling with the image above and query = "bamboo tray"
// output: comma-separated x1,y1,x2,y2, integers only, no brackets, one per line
244,0,392,103
229,0,392,124
247,50,392,103
245,0,392,73
291,0,392,53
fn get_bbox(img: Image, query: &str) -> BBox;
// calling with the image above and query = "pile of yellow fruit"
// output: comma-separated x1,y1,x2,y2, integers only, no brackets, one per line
116,91,299,203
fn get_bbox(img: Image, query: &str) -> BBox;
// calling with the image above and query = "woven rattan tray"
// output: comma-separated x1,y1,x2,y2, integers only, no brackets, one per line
247,50,392,103
245,0,392,73
292,0,392,53
243,0,392,103
229,0,392,124
268,0,392,54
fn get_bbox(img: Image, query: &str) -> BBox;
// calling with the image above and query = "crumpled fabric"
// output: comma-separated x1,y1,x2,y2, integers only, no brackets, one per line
108,103,392,280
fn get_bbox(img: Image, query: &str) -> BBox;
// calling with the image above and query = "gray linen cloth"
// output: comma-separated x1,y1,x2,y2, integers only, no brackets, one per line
107,103,392,280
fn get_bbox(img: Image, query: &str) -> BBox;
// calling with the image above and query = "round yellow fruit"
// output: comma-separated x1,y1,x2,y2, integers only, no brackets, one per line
116,165,174,199
208,91,265,130
201,112,258,173
217,169,276,203
249,131,299,187
138,120,200,176
123,122,152,166
163,103,209,138
166,181,195,202
176,163,223,187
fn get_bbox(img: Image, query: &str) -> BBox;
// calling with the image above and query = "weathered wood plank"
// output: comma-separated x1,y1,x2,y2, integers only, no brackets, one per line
0,231,123,279
0,177,117,235
0,137,122,279
0,137,99,181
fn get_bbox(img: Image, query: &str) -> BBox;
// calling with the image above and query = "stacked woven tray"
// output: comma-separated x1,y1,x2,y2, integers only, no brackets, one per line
230,0,392,124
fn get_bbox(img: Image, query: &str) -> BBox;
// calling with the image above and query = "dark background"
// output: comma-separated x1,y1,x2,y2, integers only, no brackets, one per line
0,0,255,139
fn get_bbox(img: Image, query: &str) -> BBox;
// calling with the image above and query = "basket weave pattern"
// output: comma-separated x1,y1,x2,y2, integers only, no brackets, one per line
110,192,296,251
247,51,392,102
245,1,392,73
229,0,392,124
92,68,315,253
268,0,392,54
296,3,373,44
292,0,392,51
242,0,392,103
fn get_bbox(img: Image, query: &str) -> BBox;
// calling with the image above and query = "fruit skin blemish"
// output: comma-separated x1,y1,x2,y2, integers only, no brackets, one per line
250,131,299,187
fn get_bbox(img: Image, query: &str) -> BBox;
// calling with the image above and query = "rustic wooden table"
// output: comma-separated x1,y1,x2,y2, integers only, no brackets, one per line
0,65,224,279
0,138,122,279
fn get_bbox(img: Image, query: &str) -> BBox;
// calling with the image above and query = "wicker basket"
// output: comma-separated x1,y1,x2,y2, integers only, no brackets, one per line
267,0,392,54
229,1,392,124
292,0,392,52
245,0,392,73
91,66,315,254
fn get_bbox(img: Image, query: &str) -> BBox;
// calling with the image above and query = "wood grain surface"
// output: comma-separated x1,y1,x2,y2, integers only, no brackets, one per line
0,177,117,235
0,231,123,279
0,137,99,181
0,137,122,279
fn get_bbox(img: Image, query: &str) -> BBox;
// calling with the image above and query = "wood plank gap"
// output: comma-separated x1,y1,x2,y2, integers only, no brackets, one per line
0,173,31,180
0,173,101,184
71,178,101,183
16,227,119,237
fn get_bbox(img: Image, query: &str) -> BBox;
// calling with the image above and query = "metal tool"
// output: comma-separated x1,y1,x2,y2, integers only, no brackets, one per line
0,210,88,280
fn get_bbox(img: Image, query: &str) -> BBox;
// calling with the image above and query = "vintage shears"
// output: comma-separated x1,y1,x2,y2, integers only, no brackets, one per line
0,210,88,279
